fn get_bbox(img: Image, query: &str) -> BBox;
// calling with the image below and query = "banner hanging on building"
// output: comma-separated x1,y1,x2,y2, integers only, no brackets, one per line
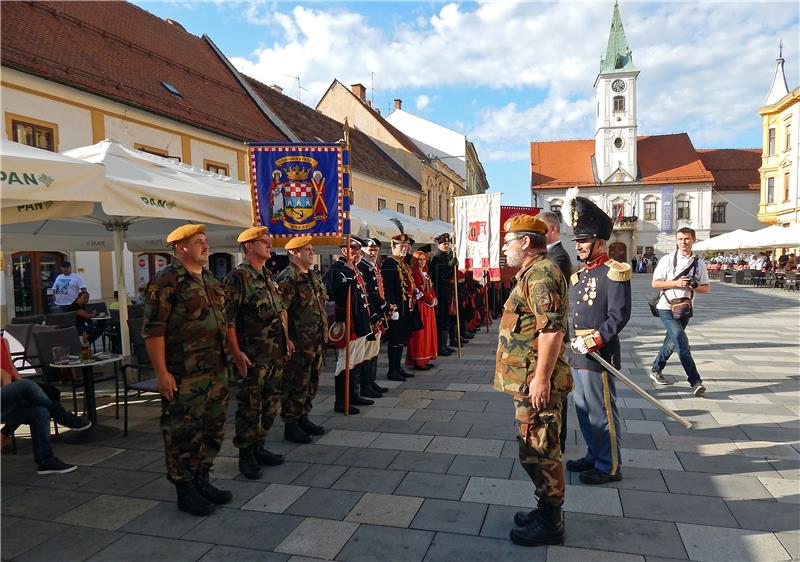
248,142,349,241
454,193,502,282
660,184,674,233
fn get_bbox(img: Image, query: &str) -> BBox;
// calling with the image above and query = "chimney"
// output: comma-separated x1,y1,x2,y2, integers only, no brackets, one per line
270,84,283,94
375,108,381,115
351,83,366,101
394,99,402,110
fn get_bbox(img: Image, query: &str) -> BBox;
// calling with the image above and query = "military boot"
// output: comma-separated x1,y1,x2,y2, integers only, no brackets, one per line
175,481,215,516
254,442,285,466
359,362,382,398
334,373,360,414
386,347,405,382
238,445,263,479
368,358,388,393
195,468,233,504
350,364,375,405
396,349,414,378
438,330,452,356
284,422,313,444
509,502,565,547
298,415,325,436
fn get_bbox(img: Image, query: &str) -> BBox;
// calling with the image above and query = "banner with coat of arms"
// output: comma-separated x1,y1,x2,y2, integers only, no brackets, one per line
248,142,349,241
454,192,501,282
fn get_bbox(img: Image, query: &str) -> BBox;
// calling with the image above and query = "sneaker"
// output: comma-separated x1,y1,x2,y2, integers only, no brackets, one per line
691,382,707,397
649,371,670,386
37,457,78,475
60,411,92,431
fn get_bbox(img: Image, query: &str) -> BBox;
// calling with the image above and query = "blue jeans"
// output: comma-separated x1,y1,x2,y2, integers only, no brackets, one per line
1,379,65,464
652,309,701,385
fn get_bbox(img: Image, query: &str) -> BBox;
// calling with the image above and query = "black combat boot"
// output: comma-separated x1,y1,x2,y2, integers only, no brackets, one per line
254,442,285,465
514,497,544,527
284,422,313,444
175,481,215,516
334,373,360,414
359,362,382,398
298,415,325,436
386,347,405,382
509,502,565,547
238,445,263,479
350,364,375,405
195,468,233,504
368,358,388,393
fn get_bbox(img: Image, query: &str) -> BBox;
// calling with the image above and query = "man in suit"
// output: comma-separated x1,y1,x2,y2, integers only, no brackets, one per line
538,211,572,453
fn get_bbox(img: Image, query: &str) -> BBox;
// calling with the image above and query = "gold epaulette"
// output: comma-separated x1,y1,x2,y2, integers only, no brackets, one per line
605,259,632,282
570,268,584,286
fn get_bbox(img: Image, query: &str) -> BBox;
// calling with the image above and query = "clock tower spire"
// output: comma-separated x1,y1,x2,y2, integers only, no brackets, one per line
594,1,639,184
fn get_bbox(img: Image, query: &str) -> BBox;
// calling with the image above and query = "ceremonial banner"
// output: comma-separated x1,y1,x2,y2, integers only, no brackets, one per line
660,184,674,234
454,193,501,282
248,142,349,242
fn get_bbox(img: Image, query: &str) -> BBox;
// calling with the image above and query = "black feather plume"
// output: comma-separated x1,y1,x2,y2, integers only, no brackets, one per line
389,217,404,234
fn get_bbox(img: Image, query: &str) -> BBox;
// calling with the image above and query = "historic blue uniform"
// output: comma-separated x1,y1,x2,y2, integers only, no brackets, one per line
570,254,631,476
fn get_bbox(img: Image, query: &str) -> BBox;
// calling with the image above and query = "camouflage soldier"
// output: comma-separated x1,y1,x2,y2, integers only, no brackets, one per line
143,224,231,517
276,236,328,438
224,226,291,480
493,215,572,547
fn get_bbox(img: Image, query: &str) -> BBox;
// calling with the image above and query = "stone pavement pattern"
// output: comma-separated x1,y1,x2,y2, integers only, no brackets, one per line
2,276,799,561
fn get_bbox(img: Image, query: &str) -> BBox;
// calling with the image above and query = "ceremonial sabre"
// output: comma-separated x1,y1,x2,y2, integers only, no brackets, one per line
588,352,692,429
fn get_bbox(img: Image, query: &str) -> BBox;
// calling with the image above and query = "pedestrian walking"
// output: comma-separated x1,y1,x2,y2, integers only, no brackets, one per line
142,224,231,516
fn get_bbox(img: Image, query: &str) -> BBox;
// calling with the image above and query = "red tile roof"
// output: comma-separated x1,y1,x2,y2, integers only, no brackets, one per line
245,77,421,193
697,149,761,192
531,133,714,189
1,1,288,143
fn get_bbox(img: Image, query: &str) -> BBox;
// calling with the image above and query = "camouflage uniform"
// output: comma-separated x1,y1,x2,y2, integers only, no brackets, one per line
494,254,572,504
142,259,229,484
223,262,285,448
276,262,328,422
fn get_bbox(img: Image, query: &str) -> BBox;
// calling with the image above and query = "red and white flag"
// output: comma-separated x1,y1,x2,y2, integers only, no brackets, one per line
454,192,501,282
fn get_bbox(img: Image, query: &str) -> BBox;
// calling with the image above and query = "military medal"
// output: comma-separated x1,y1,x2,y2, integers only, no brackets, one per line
583,294,589,301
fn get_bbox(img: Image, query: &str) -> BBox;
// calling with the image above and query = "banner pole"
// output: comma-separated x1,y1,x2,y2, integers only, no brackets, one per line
245,143,257,227
342,118,352,415
448,186,462,358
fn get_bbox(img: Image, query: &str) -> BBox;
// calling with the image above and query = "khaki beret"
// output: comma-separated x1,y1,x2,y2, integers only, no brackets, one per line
166,223,206,244
237,226,269,243
503,214,548,235
284,235,313,250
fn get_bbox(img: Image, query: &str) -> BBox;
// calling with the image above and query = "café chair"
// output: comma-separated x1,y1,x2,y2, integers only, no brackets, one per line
44,312,78,328
121,316,157,436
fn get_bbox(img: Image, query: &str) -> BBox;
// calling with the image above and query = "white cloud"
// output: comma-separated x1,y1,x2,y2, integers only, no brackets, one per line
415,94,434,110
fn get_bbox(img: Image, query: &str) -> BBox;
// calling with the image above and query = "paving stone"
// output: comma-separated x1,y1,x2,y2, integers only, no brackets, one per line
410,409,456,422
395,471,470,500
242,461,312,484
331,446,400,468
619,432,658,450
775,531,800,560
345,492,424,527
75,467,161,495
461,476,535,508
337,524,434,562
621,448,683,471
87,533,213,562
564,484,623,516
426,436,504,457
564,512,687,559
447,455,514,479
291,463,348,487
736,440,800,461
675,451,781,478
410,498,487,535
183,508,303,551
465,423,518,440
198,545,289,561
363,407,416,420
94,448,165,470
374,419,425,434
241,483,309,513
425,530,545,561
15,526,122,562
546,546,644,561
451,411,510,425
332,466,407,493
285,487,363,520
55,494,158,530
120,501,206,538
320,416,385,432
398,398,433,409
284,444,347,464
758,476,800,503
2,487,97,520
53,445,125,466
1,517,71,560
369,432,433,451
427,399,487,412
419,421,472,437
317,429,380,448
725,499,800,532
388,451,456,474
677,522,791,561
625,420,669,435
275,517,359,559
479,504,525,539
425,390,464,400
619,489,738,527
569,465,668,492
661,470,773,500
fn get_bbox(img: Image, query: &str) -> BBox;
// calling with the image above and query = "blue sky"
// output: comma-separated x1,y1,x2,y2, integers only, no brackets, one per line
134,1,799,205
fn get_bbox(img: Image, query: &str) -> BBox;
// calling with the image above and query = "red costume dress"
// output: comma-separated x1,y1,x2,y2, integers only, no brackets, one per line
407,267,438,367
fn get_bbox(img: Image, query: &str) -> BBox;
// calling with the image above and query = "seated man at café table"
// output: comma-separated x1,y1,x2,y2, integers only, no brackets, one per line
62,291,104,343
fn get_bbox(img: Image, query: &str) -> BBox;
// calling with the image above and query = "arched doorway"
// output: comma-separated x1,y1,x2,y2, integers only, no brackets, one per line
12,251,65,316
608,241,627,263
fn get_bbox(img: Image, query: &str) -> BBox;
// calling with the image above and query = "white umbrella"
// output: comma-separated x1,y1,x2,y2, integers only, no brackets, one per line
693,229,751,252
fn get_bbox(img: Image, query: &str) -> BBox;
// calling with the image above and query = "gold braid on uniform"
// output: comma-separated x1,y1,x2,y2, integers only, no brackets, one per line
392,256,414,304
604,259,632,282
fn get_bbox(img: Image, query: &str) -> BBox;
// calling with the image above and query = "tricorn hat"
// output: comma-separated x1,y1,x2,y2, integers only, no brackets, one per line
434,233,452,244
563,188,613,241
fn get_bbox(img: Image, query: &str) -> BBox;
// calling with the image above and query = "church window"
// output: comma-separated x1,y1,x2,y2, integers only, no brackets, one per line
712,203,727,223
676,200,690,220
644,202,657,221
766,178,775,203
613,96,625,112
768,128,776,156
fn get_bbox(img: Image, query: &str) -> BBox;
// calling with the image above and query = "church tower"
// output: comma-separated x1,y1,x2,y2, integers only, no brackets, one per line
594,2,639,184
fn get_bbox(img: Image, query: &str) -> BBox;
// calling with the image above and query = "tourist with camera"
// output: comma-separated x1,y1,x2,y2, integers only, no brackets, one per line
649,227,710,396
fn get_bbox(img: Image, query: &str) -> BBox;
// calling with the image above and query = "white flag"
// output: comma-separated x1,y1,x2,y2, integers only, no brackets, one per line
453,193,501,282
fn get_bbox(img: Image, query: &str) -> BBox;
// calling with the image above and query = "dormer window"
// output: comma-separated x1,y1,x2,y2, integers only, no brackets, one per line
161,81,183,98
613,96,625,112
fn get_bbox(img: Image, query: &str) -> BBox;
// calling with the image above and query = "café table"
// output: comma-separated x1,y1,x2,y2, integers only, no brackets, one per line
49,353,123,442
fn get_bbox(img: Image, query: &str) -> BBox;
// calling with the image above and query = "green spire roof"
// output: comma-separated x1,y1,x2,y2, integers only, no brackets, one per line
600,2,636,74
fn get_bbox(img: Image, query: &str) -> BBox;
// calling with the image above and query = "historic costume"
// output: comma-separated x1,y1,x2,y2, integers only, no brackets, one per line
407,250,438,369
429,233,456,356
381,232,416,381
357,238,390,396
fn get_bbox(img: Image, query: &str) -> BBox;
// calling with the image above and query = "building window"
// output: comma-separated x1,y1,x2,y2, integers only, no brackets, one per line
409,205,417,218
203,159,229,176
768,128,776,156
426,190,432,220
550,203,561,214
676,200,691,220
767,177,775,203
612,202,625,219
644,201,657,221
377,197,387,211
786,124,791,150
439,194,444,220
712,203,727,223
9,115,57,152
613,137,624,149
784,173,790,202
397,202,405,214
134,143,181,162
613,96,625,112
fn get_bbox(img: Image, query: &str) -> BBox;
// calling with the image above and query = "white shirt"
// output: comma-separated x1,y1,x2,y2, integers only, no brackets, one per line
52,272,85,306
652,251,709,310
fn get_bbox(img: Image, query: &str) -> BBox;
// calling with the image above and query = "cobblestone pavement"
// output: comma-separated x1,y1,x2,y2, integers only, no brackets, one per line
3,276,799,561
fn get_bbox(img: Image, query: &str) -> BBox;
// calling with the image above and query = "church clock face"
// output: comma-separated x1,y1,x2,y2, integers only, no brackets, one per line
611,79,626,93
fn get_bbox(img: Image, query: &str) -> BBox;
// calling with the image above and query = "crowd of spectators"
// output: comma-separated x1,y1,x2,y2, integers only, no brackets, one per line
705,252,797,271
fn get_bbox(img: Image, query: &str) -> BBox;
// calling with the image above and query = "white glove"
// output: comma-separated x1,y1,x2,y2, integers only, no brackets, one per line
414,288,423,301
570,336,589,355
390,311,399,321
